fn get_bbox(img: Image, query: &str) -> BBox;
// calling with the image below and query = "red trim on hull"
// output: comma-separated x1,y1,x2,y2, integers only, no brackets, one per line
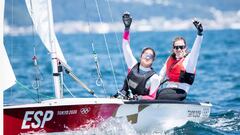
4,104,120,135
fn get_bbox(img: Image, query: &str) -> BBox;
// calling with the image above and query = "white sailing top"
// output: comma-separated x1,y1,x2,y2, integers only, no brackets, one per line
159,35,203,93
122,30,160,100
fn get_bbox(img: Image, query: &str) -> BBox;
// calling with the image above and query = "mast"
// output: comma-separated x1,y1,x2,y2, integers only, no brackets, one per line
47,0,62,99
26,0,68,99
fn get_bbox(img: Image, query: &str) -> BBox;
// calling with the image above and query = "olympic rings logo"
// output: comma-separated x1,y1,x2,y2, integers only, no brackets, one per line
80,107,90,114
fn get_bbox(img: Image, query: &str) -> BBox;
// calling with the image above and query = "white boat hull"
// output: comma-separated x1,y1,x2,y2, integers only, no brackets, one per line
115,100,212,132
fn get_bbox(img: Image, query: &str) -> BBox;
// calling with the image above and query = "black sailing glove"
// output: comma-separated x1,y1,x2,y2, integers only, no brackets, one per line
193,19,203,36
122,11,132,30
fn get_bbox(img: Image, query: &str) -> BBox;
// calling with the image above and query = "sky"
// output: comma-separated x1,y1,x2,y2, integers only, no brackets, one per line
4,0,240,35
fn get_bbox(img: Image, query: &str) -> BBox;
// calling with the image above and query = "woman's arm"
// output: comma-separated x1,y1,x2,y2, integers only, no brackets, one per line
122,30,137,70
184,19,204,73
141,74,160,100
184,35,203,73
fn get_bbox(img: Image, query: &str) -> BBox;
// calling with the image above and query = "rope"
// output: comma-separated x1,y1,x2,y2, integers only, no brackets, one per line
59,60,97,97
63,83,75,98
29,0,44,102
94,0,119,91
67,71,97,98
83,0,107,96
16,80,54,102
92,49,105,87
10,0,14,103
105,0,128,80
105,1,136,94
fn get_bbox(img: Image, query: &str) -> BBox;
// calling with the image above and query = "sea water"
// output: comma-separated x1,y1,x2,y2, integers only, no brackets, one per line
4,29,240,134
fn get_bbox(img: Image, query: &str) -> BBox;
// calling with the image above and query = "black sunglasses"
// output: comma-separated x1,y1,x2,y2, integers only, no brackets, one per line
173,45,186,50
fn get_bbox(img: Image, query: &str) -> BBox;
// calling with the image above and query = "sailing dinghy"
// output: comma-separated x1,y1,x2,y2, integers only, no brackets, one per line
1,0,122,134
1,0,211,134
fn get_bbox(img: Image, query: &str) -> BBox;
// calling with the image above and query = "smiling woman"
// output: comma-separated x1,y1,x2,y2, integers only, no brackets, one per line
172,37,187,60
157,19,204,100
140,47,156,67
2,0,240,134
113,12,160,101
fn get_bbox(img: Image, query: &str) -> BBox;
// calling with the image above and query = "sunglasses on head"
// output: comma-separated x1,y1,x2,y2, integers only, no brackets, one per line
173,45,186,50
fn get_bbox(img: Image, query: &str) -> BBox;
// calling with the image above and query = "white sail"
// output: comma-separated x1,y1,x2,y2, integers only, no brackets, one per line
0,0,16,92
25,0,67,64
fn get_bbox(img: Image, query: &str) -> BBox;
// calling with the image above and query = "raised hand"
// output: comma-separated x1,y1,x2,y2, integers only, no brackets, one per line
193,18,203,35
122,11,132,30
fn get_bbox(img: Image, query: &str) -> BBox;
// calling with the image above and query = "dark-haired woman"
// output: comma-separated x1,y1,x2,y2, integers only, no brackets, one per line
114,12,160,100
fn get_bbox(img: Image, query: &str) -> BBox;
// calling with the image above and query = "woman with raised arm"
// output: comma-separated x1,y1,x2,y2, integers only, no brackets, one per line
157,19,204,101
114,12,160,100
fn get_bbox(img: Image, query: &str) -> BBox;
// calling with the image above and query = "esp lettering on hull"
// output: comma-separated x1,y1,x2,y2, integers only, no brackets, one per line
21,110,54,129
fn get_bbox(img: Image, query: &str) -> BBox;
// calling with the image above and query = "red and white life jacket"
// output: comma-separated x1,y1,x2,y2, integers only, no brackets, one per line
166,55,195,85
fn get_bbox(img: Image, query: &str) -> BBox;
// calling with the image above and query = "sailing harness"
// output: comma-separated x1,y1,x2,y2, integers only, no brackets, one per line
122,63,155,96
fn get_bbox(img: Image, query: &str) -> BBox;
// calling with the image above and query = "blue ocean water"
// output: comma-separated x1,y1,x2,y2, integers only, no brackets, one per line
4,29,240,134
